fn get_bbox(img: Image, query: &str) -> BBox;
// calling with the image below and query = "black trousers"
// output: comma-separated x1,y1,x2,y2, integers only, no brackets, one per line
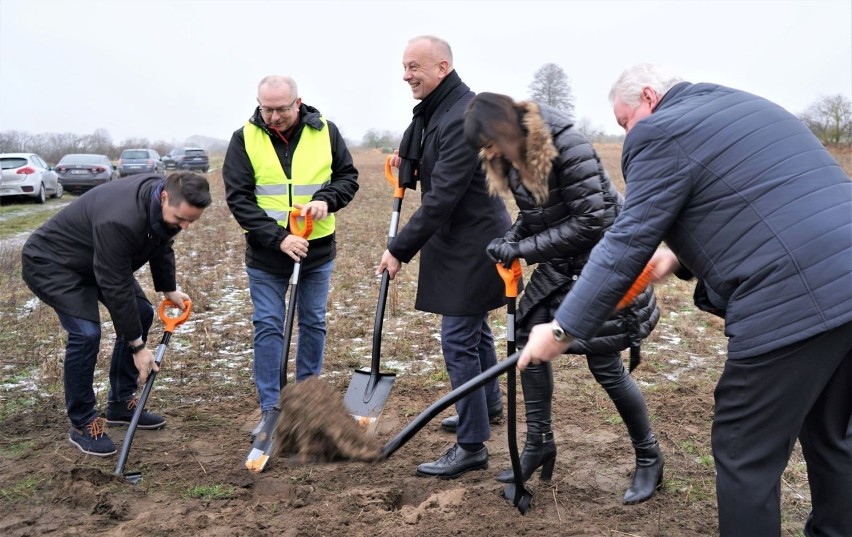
712,321,852,537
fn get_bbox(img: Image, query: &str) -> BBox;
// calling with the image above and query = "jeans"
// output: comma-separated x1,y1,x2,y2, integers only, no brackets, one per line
441,313,501,444
247,260,333,411
57,296,154,428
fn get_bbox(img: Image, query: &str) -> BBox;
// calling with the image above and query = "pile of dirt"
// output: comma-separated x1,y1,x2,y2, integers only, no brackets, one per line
273,377,383,463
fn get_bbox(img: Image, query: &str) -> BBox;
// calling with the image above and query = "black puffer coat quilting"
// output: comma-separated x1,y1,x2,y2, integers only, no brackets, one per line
481,102,659,354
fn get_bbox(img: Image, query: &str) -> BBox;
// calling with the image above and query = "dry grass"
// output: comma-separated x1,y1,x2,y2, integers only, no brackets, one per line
1,144,847,535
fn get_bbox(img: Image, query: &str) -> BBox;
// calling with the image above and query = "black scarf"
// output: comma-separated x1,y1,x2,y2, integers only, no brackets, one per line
398,70,464,189
148,181,181,240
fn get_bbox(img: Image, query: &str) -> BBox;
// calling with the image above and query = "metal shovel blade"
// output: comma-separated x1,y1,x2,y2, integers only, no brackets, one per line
123,471,143,485
245,408,280,473
343,369,396,434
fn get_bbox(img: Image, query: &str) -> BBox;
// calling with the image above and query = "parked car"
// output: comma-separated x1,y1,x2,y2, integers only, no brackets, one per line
55,153,119,194
117,148,164,177
163,147,209,172
0,152,62,203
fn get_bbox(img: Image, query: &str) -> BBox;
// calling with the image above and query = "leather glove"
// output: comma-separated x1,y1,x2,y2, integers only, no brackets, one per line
486,238,521,268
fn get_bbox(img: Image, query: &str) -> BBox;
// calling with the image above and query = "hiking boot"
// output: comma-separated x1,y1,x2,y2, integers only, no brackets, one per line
106,397,166,430
250,410,271,440
68,417,116,457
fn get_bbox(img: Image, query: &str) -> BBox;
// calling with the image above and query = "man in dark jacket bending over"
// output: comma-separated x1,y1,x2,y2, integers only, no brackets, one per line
519,64,851,537
22,172,211,457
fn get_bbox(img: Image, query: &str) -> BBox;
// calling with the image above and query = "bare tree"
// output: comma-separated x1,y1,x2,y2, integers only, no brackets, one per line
575,117,604,142
799,94,852,147
529,63,575,115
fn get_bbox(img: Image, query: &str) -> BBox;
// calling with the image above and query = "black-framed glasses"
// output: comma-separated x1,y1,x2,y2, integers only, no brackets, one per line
259,97,299,116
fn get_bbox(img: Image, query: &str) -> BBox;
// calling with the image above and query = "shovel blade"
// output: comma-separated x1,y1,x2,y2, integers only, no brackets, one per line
503,482,533,514
123,472,143,485
343,369,396,434
245,409,280,473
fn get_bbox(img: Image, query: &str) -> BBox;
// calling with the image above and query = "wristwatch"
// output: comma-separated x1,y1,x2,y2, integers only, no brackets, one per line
550,320,569,342
129,342,146,354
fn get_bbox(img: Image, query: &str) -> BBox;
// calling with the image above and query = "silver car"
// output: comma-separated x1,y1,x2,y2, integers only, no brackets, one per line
118,148,165,177
0,152,63,203
56,153,119,194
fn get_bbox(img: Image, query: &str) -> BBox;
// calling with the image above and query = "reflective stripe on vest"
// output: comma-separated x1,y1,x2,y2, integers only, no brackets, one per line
243,120,334,239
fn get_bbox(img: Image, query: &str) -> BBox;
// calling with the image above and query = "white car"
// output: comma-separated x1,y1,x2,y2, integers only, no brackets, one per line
0,152,63,203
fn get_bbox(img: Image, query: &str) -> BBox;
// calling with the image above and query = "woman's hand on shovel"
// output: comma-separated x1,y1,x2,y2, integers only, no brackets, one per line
132,347,158,385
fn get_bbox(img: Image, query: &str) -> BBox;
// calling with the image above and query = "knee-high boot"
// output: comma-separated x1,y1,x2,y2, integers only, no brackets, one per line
587,352,663,504
496,362,557,483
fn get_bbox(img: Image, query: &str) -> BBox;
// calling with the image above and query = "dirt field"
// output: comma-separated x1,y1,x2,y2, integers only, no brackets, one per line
0,148,827,536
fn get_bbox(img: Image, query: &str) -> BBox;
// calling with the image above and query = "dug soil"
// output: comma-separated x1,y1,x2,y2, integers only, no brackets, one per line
0,149,813,536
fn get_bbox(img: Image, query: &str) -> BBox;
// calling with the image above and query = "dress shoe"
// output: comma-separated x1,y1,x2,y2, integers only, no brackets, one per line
416,443,488,479
496,431,556,483
623,443,664,504
440,405,503,432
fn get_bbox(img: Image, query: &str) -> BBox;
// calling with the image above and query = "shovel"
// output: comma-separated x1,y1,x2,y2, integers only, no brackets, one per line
245,211,313,473
114,298,192,484
495,260,532,513
379,262,656,460
343,155,404,433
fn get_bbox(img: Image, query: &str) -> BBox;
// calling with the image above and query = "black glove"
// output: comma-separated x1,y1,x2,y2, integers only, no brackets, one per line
486,238,521,268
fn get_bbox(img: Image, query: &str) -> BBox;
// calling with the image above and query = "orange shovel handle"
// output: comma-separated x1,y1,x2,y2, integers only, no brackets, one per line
289,211,313,239
384,155,405,200
617,263,656,311
495,260,523,298
158,299,192,333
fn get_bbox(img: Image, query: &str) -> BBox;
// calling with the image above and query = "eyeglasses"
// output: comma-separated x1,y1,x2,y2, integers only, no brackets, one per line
259,97,299,116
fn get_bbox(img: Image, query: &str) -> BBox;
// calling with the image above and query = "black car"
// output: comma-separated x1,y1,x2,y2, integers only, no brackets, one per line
163,147,209,172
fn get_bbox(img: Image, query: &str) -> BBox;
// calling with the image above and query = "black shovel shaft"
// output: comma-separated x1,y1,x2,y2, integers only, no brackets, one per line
504,300,525,498
364,194,402,400
280,262,301,390
380,351,521,460
113,333,170,477
366,269,390,399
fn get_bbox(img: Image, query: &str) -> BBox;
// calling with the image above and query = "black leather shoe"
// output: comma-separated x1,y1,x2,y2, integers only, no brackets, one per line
623,444,664,505
416,443,488,479
440,405,503,432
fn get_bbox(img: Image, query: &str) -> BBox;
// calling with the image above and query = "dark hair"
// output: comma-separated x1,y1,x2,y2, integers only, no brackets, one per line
463,92,524,151
164,172,212,208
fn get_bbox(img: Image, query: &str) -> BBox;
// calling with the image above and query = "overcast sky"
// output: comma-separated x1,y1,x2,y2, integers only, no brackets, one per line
1,0,850,146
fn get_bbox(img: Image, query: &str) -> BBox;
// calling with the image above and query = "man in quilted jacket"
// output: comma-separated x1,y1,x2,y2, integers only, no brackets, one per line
519,64,852,537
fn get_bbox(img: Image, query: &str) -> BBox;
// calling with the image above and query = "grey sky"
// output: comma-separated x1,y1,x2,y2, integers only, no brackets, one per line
1,0,850,146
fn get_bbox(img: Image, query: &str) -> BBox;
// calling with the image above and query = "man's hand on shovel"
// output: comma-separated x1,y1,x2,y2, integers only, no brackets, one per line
133,347,158,385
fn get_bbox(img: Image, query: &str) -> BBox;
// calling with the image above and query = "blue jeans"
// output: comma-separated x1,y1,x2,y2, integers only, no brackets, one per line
247,260,333,411
57,296,154,428
441,313,501,444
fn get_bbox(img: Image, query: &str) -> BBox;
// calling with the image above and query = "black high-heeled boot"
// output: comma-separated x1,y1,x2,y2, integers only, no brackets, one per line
623,442,664,504
496,362,556,483
496,431,556,482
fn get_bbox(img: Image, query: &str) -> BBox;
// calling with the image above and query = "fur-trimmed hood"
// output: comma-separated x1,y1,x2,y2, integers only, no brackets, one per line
480,101,559,205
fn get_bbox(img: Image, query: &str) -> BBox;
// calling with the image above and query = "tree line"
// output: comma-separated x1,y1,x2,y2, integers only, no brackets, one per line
3,64,849,164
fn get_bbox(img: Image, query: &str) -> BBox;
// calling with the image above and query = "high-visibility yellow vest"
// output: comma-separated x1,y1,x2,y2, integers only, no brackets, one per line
243,120,334,239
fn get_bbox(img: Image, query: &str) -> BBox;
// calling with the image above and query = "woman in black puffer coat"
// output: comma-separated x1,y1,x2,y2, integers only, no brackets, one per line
464,93,662,505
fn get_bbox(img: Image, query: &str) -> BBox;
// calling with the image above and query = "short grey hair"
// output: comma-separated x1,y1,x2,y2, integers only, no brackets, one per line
258,75,298,98
408,35,453,68
609,64,683,107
